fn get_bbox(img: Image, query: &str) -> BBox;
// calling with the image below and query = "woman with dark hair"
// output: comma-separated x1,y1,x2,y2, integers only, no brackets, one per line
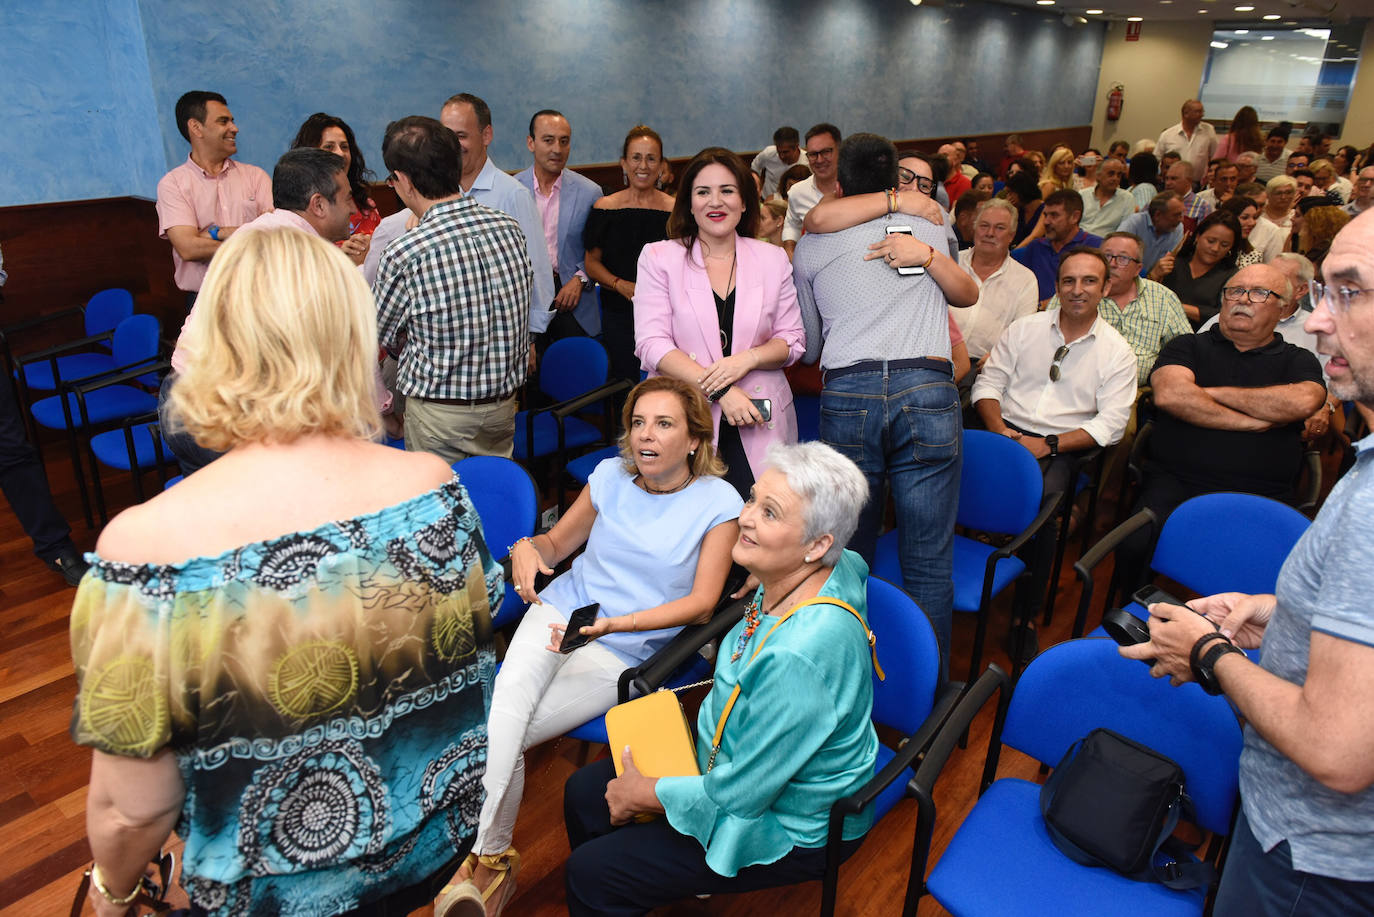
1217,106,1264,162
1332,144,1360,183
774,163,812,202
971,171,996,197
1220,195,1264,268
634,148,806,497
1128,152,1160,210
290,113,381,265
583,126,676,388
1152,209,1241,328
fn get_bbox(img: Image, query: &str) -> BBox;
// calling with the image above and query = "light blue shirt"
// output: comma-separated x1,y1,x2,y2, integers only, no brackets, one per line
467,157,556,335
1119,210,1184,278
540,458,742,666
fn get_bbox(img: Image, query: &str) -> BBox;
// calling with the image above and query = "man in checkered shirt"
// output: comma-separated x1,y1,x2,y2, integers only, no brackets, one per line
375,116,533,463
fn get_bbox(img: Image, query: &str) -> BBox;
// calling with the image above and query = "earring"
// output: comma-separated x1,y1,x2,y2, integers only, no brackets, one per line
804,555,812,563
622,169,629,186
689,449,695,456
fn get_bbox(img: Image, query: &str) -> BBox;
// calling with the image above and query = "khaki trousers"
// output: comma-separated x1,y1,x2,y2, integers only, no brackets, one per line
404,395,517,465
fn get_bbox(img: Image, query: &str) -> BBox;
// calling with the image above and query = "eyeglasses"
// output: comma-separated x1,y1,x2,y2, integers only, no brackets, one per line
1221,286,1280,303
385,172,398,186
1104,253,1141,266
1310,278,1374,314
897,168,936,195
1049,344,1070,382
806,146,835,160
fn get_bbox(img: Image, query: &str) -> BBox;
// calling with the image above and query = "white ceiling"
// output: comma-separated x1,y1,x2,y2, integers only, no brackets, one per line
986,0,1373,23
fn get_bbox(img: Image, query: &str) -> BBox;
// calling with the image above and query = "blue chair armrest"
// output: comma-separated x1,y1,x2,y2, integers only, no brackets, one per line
1070,508,1158,637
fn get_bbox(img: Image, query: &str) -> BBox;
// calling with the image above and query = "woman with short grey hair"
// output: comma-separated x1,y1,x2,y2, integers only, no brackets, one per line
561,441,881,914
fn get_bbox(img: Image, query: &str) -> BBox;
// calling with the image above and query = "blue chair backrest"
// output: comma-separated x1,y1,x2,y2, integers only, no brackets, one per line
84,289,134,337
453,456,539,559
1001,638,1243,835
1151,492,1310,598
110,314,161,368
866,576,939,735
956,429,1043,536
540,338,608,403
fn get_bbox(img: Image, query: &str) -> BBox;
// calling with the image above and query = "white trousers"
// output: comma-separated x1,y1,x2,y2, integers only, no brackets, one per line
476,601,626,854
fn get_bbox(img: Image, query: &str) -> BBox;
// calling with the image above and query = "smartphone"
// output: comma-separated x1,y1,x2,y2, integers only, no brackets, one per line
751,398,772,423
558,602,601,654
885,225,926,275
1130,584,1186,611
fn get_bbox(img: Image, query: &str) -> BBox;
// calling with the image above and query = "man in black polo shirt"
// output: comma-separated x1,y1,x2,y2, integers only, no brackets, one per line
1116,262,1326,588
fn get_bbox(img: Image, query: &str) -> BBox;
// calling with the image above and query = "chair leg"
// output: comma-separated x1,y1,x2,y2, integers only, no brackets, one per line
86,438,110,528
1043,492,1072,626
63,422,94,529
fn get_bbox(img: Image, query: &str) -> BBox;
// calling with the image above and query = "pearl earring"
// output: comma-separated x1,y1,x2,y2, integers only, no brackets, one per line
689,449,695,456
804,555,812,563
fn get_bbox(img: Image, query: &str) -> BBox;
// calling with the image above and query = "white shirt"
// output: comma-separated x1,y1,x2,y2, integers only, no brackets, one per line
1155,121,1219,183
1079,187,1136,236
782,176,825,243
971,310,1138,447
750,145,808,200
1248,217,1286,264
954,248,1040,360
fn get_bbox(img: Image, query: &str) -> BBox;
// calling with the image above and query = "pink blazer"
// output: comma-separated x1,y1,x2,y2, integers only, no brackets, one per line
634,237,806,476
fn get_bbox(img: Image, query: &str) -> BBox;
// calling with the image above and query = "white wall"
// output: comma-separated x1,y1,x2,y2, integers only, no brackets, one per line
1338,20,1374,149
1089,19,1220,153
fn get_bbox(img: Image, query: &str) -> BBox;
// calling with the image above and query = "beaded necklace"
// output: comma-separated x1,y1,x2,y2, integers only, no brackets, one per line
730,571,816,662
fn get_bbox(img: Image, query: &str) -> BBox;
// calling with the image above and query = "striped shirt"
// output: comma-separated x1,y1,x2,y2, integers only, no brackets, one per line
375,197,532,400
1048,277,1190,386
1181,190,1213,234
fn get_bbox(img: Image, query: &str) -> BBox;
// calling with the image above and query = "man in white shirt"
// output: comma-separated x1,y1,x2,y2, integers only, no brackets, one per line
1079,158,1135,236
1156,99,1218,184
751,126,807,200
954,198,1038,365
1344,166,1374,217
1198,161,1240,209
973,247,1137,636
782,123,841,259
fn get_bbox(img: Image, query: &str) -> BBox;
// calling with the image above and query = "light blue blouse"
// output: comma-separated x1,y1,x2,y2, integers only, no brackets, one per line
539,458,742,666
656,550,879,876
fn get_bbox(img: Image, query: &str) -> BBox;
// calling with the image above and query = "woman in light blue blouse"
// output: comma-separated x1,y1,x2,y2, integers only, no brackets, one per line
561,441,878,915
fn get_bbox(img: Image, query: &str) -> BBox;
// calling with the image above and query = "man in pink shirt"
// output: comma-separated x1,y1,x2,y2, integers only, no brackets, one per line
155,91,273,306
159,148,359,473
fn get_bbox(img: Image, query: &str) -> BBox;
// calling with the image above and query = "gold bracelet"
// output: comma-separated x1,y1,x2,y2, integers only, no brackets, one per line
919,245,936,270
631,612,638,632
90,864,142,907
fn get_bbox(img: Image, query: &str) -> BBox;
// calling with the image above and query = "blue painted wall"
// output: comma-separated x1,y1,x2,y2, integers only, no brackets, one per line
1,0,1104,207
1,0,164,206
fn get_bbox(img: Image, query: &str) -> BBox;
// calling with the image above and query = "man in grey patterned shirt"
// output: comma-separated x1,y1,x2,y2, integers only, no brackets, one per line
793,132,977,678
1124,210,1374,915
375,116,533,464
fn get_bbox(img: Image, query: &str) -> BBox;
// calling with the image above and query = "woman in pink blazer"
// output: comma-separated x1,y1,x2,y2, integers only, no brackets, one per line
635,148,806,497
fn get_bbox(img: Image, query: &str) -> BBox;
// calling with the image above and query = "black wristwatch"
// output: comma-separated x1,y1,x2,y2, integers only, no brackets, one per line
1045,434,1059,457
1191,633,1243,696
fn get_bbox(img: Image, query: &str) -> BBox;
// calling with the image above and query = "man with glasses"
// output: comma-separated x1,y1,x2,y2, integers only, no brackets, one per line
973,248,1136,647
1121,210,1374,917
1115,262,1326,590
1012,189,1104,304
782,123,841,259
1119,192,1186,278
1343,166,1374,217
1079,158,1135,236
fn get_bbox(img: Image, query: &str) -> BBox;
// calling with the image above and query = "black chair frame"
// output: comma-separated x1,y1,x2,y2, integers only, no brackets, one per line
524,378,632,512
1043,447,1105,627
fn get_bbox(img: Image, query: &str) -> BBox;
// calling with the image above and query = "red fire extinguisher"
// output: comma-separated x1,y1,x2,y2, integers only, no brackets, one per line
1107,84,1124,122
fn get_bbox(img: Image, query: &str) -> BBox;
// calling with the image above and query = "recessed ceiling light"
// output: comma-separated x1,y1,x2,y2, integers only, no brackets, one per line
1235,28,1249,33
1160,1,1173,4
1211,40,1229,48
1263,13,1280,18
1261,35,1274,40
1128,15,1143,20
1234,4,1254,9
1086,7,1102,11
1036,1,1054,5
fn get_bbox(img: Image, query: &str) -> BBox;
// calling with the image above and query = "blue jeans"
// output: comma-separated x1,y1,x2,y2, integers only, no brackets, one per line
820,364,961,679
157,374,223,475
1214,809,1374,916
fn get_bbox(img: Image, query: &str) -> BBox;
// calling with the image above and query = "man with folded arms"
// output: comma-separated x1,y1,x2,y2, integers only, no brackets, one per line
374,117,532,464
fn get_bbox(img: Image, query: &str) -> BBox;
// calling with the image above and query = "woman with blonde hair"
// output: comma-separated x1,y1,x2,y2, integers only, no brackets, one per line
73,228,501,917
443,375,742,916
1039,147,1075,198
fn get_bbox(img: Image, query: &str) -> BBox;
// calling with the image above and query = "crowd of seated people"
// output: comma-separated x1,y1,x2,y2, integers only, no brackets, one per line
60,86,1374,916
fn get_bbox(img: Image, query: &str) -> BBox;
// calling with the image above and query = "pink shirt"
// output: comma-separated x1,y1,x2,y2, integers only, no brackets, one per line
156,155,273,292
530,171,562,274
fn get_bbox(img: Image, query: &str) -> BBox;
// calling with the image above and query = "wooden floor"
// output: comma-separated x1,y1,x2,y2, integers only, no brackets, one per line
3,436,1321,916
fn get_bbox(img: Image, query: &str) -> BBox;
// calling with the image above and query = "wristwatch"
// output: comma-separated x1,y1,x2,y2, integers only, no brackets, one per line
1191,633,1243,696
1045,434,1059,457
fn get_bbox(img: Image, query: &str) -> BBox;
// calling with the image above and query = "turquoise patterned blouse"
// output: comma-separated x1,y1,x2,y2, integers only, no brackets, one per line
69,477,501,916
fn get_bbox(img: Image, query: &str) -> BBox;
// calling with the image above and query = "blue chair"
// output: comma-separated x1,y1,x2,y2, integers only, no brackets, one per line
89,413,178,517
874,429,1062,682
1072,492,1311,642
454,455,540,630
916,639,1243,917
566,445,620,486
515,338,629,508
4,288,134,391
793,393,820,442
30,314,163,526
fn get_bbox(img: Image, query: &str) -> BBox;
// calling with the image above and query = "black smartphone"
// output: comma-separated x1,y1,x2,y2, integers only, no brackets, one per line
558,603,601,654
751,398,772,423
885,225,926,275
1130,584,1185,610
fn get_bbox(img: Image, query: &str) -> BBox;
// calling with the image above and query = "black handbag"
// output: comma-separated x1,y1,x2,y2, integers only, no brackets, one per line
1039,728,1216,890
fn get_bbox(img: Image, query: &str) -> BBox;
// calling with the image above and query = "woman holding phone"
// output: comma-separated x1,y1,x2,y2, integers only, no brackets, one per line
634,147,806,498
439,377,740,917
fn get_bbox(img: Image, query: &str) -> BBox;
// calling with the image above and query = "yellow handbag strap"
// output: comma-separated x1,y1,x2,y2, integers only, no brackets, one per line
707,596,884,771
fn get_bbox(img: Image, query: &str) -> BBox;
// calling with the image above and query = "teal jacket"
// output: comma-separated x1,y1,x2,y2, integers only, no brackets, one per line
656,550,879,876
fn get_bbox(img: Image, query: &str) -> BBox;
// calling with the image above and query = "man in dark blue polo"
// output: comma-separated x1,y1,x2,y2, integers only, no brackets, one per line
1012,189,1103,306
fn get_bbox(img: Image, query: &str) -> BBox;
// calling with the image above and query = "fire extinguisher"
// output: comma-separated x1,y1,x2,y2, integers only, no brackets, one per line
1107,84,1124,122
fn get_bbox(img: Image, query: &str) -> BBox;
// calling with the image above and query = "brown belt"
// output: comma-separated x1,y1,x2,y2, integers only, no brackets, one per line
417,392,514,407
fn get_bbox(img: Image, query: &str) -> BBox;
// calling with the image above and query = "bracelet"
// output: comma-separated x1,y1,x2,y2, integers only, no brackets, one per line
1188,631,1230,672
631,612,638,632
508,535,535,555
208,224,221,242
886,188,899,214
707,384,732,403
90,864,142,907
919,245,936,270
